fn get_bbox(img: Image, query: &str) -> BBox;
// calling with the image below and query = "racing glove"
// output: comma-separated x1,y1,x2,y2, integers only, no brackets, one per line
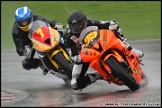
54,23,64,30
109,20,119,31
22,45,32,60
109,20,124,38
54,23,65,37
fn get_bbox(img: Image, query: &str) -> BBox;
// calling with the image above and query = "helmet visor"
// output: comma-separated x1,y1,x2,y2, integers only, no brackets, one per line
70,20,87,34
17,18,32,32
17,18,31,27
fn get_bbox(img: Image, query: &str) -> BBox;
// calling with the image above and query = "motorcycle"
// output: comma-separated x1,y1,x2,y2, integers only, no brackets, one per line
79,26,148,91
28,20,73,83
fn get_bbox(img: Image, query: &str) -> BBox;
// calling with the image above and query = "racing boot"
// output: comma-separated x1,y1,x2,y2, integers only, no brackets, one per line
42,69,49,75
88,72,103,83
72,72,103,91
71,64,83,89
71,64,103,91
39,63,49,75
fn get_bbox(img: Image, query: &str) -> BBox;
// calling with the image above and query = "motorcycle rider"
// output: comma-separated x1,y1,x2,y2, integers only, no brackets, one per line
12,6,64,75
63,11,144,91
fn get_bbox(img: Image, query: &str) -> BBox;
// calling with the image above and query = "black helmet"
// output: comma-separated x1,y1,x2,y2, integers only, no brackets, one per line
68,11,87,35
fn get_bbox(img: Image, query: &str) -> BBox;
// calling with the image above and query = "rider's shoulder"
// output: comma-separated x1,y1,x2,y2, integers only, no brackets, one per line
32,15,46,21
87,19,95,24
87,19,99,26
12,22,20,34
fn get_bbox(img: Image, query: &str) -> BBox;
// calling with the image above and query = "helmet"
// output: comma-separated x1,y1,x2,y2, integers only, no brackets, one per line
68,11,87,35
15,6,33,32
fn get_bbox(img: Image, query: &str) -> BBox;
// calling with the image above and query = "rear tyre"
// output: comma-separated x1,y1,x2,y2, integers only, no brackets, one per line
105,56,140,91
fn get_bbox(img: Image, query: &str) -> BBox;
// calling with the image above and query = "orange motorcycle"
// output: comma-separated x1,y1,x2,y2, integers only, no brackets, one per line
79,26,147,91
28,20,73,82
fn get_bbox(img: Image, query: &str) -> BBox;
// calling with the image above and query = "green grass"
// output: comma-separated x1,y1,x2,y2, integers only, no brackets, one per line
1,1,161,50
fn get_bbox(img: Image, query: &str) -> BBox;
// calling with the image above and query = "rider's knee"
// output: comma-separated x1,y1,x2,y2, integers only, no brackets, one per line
22,58,41,69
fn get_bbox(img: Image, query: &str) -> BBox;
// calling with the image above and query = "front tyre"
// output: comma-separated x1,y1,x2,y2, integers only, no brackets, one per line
52,52,72,80
140,72,148,88
105,56,140,91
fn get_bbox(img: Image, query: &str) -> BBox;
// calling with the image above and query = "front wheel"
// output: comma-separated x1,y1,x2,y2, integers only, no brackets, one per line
105,56,140,91
140,72,148,88
52,52,72,80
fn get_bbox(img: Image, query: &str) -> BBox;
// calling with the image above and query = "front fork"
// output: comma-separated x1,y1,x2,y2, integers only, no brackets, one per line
37,46,71,71
48,46,71,69
103,49,124,72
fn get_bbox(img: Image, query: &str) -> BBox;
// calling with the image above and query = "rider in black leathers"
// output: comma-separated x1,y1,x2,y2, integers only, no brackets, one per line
12,6,64,75
63,11,144,91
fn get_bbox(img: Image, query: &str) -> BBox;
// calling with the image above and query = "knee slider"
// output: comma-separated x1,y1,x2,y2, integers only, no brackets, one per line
22,58,41,69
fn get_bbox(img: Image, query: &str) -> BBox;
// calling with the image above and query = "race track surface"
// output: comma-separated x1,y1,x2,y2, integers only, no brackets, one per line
1,39,161,107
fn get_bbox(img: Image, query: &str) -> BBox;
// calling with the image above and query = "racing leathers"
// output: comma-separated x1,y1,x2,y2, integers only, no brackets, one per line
64,19,124,90
64,19,143,90
12,15,64,74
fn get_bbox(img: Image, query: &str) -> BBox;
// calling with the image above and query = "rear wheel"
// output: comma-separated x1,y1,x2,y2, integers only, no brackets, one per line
52,52,72,80
105,56,140,91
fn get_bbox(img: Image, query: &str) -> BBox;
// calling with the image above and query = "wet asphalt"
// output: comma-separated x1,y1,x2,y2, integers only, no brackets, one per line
1,39,161,107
